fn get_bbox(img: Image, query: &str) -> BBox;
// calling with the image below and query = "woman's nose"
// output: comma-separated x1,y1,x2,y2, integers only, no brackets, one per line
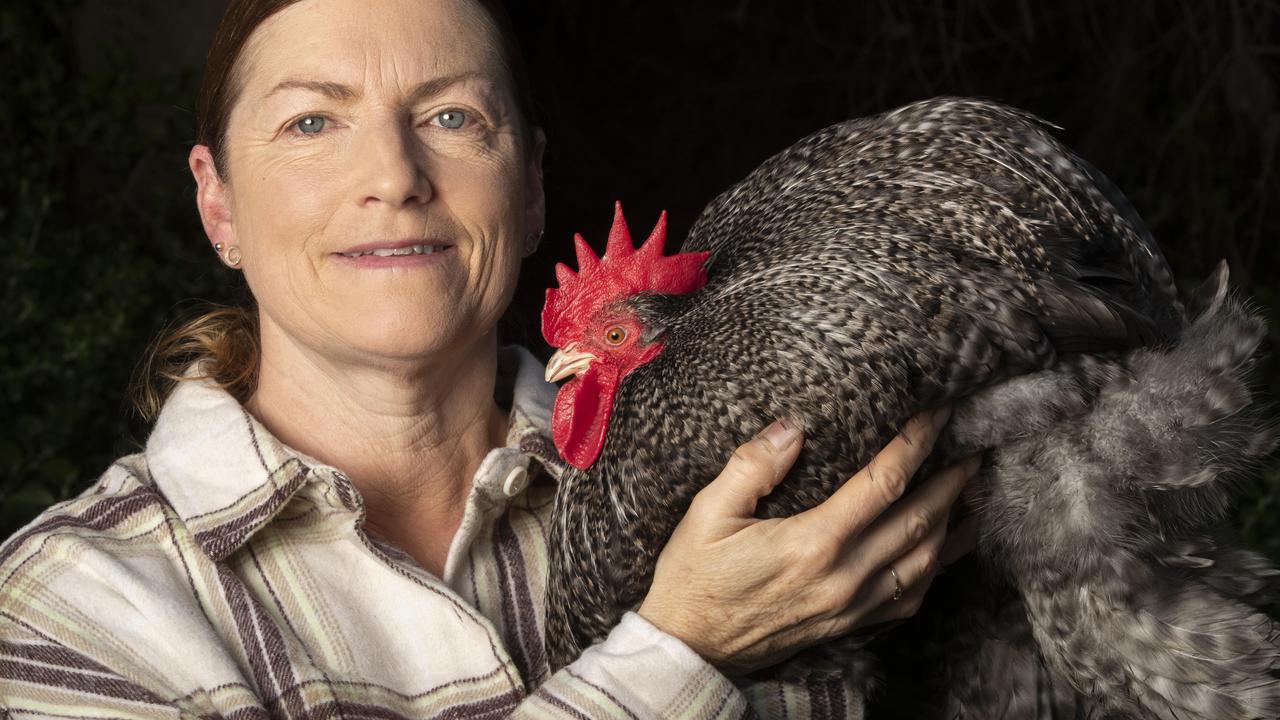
352,118,432,208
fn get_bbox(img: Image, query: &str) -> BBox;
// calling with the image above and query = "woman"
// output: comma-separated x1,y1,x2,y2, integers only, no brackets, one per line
0,0,978,716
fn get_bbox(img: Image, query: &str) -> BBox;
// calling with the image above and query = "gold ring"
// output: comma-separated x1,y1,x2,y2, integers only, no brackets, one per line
889,566,903,601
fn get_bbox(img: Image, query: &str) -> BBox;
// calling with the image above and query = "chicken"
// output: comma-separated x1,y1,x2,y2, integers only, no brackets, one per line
539,98,1280,718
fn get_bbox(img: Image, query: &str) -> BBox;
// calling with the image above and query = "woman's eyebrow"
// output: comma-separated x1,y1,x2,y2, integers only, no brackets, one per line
261,72,488,102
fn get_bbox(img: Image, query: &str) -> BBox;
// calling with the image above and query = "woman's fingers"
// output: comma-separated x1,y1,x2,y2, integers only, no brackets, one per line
843,454,978,574
637,408,984,673
850,572,934,628
825,521,948,633
689,417,804,523
874,520,945,601
795,407,952,538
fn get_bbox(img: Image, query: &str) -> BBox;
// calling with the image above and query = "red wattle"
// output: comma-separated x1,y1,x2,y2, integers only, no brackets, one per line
552,365,618,470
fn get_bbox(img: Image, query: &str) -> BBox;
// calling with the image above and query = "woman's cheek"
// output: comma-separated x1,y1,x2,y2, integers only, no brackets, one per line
240,153,345,256
423,123,523,175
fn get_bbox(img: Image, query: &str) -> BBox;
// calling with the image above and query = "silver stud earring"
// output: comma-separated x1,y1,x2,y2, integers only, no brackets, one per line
214,242,223,253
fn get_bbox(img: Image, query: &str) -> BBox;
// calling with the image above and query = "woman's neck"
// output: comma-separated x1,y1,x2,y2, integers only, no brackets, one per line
245,316,509,576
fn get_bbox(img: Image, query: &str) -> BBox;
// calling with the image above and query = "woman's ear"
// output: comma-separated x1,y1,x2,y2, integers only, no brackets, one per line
525,128,547,243
189,145,237,255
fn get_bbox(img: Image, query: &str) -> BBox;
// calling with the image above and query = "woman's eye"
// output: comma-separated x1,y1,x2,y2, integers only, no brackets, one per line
293,116,326,135
605,327,627,345
435,110,467,129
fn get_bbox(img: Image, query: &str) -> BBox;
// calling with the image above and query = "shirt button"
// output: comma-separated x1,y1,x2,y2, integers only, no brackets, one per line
502,466,529,497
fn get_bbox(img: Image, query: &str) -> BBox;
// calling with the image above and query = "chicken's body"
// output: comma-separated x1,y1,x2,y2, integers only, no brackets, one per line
543,98,1280,718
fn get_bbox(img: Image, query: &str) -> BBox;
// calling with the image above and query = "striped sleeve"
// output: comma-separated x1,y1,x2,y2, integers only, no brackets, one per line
0,612,750,720
0,618,197,720
522,612,753,719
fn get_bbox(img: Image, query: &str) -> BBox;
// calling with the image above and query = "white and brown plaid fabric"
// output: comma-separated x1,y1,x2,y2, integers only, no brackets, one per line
0,346,860,719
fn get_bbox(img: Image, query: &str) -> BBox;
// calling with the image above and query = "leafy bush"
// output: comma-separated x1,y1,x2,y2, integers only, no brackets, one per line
0,2,238,533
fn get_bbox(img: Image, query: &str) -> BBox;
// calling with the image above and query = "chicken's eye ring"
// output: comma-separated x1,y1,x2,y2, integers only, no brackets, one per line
605,326,627,345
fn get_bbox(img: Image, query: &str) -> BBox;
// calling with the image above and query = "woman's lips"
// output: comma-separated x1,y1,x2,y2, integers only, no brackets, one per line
332,242,455,268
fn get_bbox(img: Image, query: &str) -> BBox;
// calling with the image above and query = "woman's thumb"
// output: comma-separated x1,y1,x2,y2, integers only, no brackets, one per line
691,418,803,521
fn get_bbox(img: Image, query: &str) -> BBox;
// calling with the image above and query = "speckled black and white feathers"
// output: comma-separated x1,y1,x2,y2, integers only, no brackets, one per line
543,98,1279,718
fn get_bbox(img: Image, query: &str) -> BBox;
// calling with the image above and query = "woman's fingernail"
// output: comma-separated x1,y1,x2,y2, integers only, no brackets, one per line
761,417,801,449
932,406,953,429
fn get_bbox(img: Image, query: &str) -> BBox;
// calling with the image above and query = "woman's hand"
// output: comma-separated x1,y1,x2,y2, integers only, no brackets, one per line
635,407,980,675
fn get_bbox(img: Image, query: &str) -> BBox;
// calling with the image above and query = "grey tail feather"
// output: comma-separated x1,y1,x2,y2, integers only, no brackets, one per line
1088,264,1278,532
1037,276,1165,353
1185,259,1231,320
1068,150,1186,336
1038,558,1280,720
1159,535,1280,608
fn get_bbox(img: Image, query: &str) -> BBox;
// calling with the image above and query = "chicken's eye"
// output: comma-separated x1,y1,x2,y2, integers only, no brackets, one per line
605,327,627,345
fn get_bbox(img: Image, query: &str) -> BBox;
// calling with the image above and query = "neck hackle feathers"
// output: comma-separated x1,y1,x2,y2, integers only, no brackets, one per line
541,202,710,347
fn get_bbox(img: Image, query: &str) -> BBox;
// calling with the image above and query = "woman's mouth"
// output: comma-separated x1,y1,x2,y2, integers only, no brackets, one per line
339,243,451,258
333,240,455,267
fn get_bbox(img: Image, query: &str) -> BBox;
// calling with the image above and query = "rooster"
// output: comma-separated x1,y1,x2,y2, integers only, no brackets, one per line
540,98,1280,718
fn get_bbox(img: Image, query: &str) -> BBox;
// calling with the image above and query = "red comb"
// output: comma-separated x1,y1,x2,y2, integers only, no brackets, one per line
542,202,710,347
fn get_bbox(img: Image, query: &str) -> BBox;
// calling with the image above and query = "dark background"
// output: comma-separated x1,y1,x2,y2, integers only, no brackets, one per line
2,2,1278,561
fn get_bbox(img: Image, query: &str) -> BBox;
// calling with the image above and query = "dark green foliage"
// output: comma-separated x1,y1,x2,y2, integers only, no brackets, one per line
1,1,1277,565
0,2,239,534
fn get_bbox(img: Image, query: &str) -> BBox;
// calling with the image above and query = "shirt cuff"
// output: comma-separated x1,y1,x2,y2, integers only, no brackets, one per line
562,611,750,717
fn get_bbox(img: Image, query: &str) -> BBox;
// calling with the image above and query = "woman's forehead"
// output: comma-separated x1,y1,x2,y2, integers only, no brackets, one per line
238,0,508,97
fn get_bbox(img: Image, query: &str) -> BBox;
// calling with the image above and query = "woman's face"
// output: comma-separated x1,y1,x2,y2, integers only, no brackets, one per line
193,0,542,368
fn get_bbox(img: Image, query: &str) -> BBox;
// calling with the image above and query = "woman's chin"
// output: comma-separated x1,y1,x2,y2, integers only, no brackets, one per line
329,314,476,367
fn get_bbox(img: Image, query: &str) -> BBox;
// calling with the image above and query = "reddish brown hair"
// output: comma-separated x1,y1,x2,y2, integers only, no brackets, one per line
135,0,536,419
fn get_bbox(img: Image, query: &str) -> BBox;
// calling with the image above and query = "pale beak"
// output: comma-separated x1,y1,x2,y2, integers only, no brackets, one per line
545,342,597,383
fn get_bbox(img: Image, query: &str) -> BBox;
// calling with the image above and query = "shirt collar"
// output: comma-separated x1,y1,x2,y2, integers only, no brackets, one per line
144,345,565,561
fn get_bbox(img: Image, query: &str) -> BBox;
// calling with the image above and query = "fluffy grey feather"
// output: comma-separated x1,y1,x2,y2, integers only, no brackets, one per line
940,280,1279,720
543,98,1280,719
